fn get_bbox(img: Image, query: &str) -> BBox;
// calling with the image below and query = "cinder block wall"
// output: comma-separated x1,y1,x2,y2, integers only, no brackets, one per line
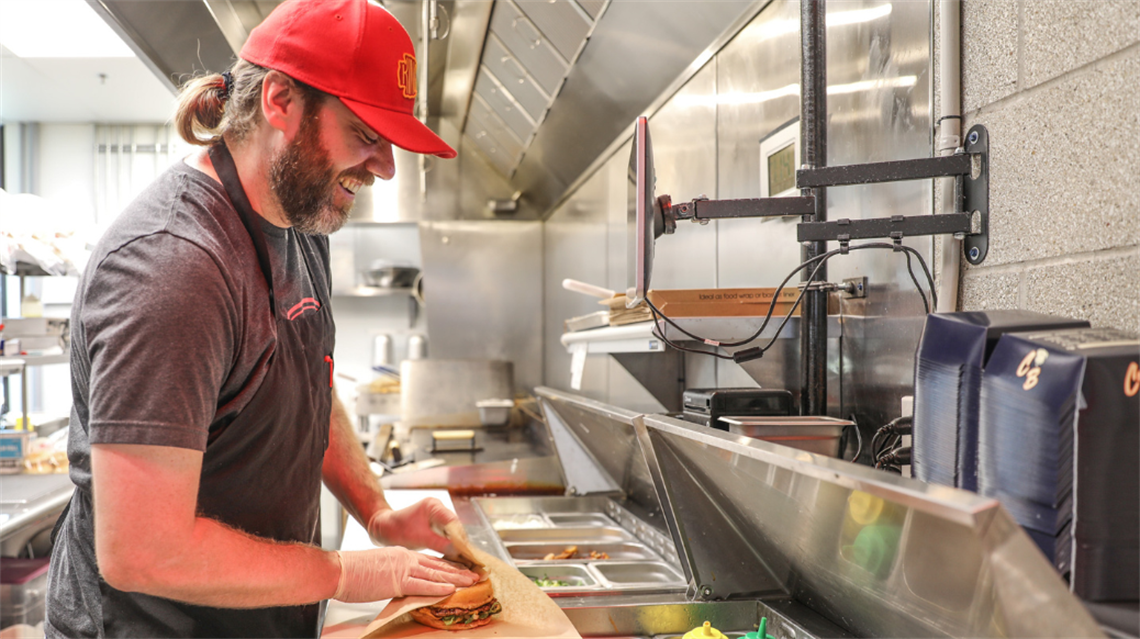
957,0,1138,332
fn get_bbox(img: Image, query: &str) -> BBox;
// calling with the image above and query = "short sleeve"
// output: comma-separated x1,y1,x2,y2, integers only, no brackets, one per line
82,233,238,451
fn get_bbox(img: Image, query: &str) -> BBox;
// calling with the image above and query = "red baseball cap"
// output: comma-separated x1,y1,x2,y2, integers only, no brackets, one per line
240,0,456,159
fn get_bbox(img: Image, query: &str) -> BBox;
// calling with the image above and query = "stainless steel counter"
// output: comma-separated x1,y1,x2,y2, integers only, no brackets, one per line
0,473,73,556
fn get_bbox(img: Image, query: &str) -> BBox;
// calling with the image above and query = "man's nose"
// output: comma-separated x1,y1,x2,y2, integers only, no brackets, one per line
368,141,396,181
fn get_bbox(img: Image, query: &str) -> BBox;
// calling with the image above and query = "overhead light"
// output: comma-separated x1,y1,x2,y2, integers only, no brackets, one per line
750,4,893,42
0,0,134,58
678,76,918,108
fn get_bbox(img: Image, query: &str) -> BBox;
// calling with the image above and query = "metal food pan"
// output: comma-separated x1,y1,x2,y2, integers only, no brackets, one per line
505,541,661,563
517,564,598,593
488,513,551,531
591,561,685,588
545,512,616,527
497,526,635,544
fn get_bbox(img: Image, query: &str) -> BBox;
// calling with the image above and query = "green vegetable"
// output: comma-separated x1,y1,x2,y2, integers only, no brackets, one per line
531,575,571,587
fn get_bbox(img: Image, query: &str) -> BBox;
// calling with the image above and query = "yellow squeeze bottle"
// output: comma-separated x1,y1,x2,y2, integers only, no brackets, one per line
683,621,728,639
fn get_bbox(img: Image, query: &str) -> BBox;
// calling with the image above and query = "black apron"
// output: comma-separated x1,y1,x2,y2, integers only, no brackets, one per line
85,144,334,638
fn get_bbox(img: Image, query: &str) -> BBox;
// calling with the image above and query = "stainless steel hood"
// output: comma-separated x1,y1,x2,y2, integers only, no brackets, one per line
90,0,756,220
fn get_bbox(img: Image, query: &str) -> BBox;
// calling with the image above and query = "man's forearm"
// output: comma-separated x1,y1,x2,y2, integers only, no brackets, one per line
105,516,342,607
322,390,390,528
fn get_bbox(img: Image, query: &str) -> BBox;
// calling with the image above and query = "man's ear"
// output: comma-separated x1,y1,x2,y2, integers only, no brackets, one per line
262,70,305,134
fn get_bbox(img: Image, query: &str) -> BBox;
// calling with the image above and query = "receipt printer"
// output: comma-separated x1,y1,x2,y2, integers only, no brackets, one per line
682,388,795,430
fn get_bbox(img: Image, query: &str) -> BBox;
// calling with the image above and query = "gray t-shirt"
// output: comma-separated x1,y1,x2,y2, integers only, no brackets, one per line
47,159,332,638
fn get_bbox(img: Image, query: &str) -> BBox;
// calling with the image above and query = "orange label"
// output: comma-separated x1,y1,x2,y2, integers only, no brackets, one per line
1016,349,1046,391
1125,362,1140,398
397,53,417,100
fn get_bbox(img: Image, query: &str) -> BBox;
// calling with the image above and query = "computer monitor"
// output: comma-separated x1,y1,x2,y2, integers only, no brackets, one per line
627,116,662,308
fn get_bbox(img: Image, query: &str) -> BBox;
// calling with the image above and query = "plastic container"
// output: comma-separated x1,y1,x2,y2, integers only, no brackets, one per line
1,557,50,630
476,399,514,426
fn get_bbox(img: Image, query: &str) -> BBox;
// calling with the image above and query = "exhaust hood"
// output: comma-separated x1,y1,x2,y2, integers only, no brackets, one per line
89,0,755,220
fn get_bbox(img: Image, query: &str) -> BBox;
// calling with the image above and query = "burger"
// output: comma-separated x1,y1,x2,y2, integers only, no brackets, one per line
409,579,502,630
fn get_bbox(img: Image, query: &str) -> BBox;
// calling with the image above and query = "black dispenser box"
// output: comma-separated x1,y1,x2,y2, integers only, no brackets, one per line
979,327,1139,602
912,311,1088,491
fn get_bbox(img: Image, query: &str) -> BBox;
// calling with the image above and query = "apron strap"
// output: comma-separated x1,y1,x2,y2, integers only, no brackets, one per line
208,142,277,318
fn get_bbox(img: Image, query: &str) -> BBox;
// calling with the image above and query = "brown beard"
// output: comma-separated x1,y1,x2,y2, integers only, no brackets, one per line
268,102,372,235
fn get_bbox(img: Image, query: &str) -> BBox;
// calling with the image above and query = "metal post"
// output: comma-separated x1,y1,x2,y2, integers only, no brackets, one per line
800,0,828,416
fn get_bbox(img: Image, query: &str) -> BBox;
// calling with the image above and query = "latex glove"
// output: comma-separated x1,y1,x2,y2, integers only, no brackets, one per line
368,498,456,553
332,547,478,603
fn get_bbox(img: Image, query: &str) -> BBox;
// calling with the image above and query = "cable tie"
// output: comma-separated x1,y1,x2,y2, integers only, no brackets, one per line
703,339,720,347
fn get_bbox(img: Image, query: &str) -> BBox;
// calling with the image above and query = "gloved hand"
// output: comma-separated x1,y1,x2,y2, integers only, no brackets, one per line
368,498,456,553
332,547,478,603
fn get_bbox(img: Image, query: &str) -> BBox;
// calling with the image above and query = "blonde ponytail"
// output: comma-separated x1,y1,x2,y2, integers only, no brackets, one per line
173,60,327,147
173,73,228,146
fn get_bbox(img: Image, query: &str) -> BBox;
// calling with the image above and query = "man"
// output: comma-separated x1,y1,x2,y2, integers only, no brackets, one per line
46,1,476,636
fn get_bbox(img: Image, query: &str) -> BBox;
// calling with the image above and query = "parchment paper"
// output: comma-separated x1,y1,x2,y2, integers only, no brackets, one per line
323,548,580,639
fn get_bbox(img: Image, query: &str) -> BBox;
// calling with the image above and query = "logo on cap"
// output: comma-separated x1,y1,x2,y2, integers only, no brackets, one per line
397,53,417,100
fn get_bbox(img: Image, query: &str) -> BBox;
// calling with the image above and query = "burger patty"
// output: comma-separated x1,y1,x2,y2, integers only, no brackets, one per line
429,599,502,626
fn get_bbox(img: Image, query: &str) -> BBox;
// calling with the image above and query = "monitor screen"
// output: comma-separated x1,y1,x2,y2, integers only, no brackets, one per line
627,116,657,308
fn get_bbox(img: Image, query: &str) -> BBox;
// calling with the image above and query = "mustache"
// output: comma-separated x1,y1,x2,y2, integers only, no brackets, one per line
339,167,375,187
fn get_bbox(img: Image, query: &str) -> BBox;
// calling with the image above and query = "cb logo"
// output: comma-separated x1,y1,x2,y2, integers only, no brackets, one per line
1016,348,1049,391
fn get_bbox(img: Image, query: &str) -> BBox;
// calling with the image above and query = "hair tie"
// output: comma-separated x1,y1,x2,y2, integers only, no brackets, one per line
220,70,233,100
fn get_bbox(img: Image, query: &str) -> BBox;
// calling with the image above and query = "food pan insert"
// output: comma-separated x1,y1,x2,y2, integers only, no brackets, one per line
517,564,598,594
496,526,634,544
545,513,616,527
505,541,661,563
591,561,685,588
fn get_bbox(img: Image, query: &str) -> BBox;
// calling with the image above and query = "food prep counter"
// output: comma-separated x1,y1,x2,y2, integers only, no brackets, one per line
0,473,72,557
323,387,1107,637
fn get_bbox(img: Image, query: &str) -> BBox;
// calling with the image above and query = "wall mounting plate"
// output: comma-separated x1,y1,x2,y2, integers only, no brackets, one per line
962,124,990,265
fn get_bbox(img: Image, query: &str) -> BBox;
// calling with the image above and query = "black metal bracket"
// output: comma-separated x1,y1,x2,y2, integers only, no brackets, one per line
662,194,815,233
794,124,990,262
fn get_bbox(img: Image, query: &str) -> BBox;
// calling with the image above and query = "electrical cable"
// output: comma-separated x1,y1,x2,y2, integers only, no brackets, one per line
846,415,864,463
903,249,929,314
645,241,937,360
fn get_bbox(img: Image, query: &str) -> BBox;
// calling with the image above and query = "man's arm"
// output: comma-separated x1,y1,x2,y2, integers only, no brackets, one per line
321,389,390,529
92,442,475,607
321,391,456,553
92,443,339,607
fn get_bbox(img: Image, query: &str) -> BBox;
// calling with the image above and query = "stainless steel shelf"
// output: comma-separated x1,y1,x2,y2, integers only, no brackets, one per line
331,286,413,298
560,322,664,354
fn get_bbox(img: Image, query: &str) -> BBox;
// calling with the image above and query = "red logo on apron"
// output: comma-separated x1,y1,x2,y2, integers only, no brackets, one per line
286,297,320,321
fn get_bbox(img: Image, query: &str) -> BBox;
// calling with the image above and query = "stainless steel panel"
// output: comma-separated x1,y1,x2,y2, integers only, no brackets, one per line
514,0,592,61
474,70,536,143
543,167,611,398
635,413,1103,637
399,359,514,426
464,131,515,177
647,60,719,290
482,33,552,121
93,1,237,91
575,0,605,20
537,388,666,528
511,0,754,217
419,222,544,389
468,92,525,158
490,0,570,95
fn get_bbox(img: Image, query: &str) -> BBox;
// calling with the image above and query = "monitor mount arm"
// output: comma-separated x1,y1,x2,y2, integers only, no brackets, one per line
657,124,990,263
